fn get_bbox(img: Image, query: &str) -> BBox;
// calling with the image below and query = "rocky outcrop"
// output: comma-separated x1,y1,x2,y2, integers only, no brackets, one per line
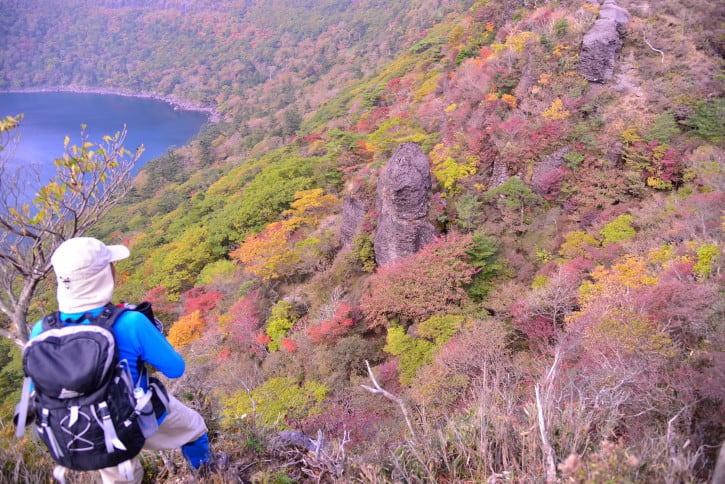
374,143,436,266
270,430,317,452
579,0,629,83
340,196,368,247
490,158,510,188
531,147,569,196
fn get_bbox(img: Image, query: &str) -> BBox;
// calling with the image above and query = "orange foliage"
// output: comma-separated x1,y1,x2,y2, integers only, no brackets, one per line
579,255,658,307
230,189,340,281
231,222,297,280
501,93,517,108
281,188,339,231
167,310,205,348
542,98,570,120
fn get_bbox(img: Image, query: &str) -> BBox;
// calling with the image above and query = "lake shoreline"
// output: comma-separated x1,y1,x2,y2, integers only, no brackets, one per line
1,86,221,123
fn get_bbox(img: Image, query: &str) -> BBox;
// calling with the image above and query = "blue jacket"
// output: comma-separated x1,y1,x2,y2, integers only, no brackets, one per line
30,306,185,390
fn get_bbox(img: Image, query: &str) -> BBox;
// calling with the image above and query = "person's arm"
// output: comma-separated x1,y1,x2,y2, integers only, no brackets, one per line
123,311,186,378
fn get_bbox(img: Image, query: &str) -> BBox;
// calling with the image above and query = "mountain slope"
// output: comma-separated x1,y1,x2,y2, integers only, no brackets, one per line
0,0,723,482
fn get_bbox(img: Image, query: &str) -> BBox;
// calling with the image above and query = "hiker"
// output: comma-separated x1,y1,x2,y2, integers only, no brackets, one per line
23,237,219,483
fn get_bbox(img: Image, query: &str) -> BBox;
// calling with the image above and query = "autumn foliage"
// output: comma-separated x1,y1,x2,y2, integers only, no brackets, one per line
230,189,339,281
3,0,724,482
183,286,223,314
167,310,205,348
231,222,297,281
307,302,355,345
360,232,478,329
218,289,266,356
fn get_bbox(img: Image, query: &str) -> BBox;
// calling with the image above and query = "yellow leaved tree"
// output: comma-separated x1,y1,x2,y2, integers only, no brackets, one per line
231,189,339,281
167,310,206,348
0,115,143,344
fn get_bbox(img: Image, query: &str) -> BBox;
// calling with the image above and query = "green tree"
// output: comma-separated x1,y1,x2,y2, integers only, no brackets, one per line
222,377,328,428
145,225,216,298
0,116,142,344
687,98,725,143
384,323,435,385
484,176,540,228
465,233,500,301
352,233,376,272
265,301,300,351
367,117,429,158
384,315,466,385
600,214,636,246
455,192,484,233
646,111,680,144
694,243,720,280
281,108,302,138
0,338,23,419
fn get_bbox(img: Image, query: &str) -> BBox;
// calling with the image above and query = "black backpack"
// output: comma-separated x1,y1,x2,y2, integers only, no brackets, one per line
15,303,166,471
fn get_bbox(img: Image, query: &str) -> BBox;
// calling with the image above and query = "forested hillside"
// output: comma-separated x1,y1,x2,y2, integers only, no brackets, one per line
1,0,460,150
1,0,723,482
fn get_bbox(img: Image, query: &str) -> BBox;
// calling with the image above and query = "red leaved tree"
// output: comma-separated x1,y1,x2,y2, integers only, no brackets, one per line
280,338,298,352
307,302,356,344
183,286,223,315
360,232,478,329
219,289,266,357
142,285,178,323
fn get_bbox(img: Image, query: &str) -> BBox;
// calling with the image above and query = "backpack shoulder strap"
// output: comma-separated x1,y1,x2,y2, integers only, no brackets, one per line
41,312,63,332
91,303,127,331
40,303,126,332
13,377,33,437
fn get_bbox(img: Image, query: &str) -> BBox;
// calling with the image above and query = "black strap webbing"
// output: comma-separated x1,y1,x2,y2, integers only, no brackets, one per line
41,303,126,332
93,304,126,331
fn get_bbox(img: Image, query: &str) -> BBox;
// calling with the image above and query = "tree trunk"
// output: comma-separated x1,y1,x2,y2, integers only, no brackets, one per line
14,276,41,344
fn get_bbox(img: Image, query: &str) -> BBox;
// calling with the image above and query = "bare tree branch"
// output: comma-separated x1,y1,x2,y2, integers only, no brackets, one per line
643,28,665,63
0,118,142,344
536,349,561,483
0,327,23,347
361,359,417,441
712,440,725,484
536,383,558,484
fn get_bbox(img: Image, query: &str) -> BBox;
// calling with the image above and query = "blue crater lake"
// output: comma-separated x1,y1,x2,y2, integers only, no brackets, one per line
0,91,209,187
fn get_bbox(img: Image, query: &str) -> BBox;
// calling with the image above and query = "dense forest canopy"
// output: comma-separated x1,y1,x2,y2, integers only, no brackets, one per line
0,0,467,146
0,0,723,482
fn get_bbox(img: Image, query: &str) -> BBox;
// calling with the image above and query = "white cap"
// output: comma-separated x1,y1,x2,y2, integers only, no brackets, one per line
51,237,130,313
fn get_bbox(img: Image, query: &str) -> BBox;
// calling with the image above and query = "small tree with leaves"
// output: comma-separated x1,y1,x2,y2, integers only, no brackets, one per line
0,115,142,344
360,232,478,329
484,176,541,230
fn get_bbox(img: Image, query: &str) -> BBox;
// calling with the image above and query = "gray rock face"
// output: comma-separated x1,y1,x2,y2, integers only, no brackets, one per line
270,430,317,452
531,147,569,196
490,158,510,188
374,143,436,266
579,0,629,83
599,0,629,25
340,196,368,247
